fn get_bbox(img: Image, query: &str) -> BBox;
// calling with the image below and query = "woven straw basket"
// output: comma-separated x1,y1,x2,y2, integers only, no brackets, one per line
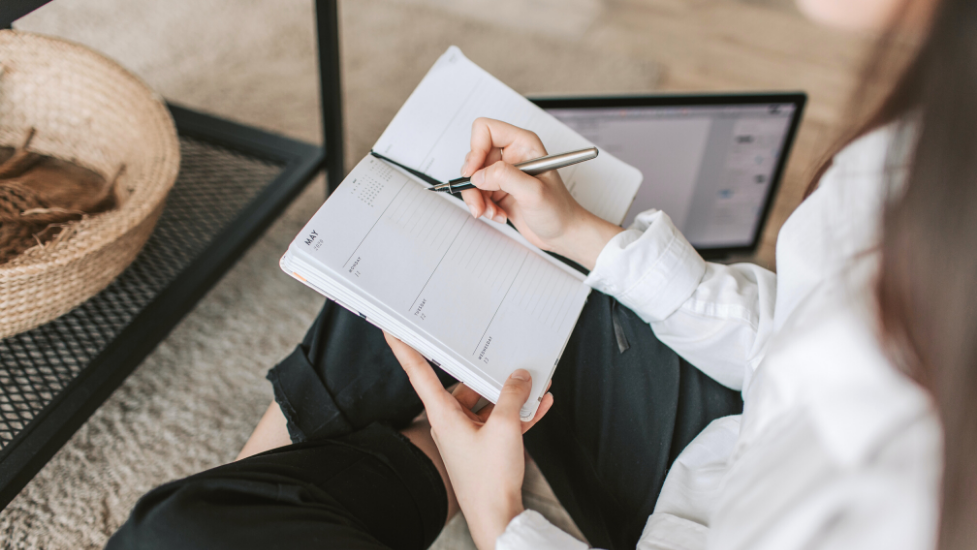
0,30,180,339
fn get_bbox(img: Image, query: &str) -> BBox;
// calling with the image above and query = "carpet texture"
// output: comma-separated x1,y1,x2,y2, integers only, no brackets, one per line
2,1,660,547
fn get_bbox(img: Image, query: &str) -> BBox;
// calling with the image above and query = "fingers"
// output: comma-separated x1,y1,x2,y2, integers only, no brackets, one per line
460,188,486,218
461,147,502,179
385,333,547,436
463,118,547,177
478,388,553,430
485,189,508,222
470,161,546,207
383,332,455,415
460,188,508,223
521,391,553,434
452,383,482,411
461,185,507,223
459,118,546,222
490,369,534,428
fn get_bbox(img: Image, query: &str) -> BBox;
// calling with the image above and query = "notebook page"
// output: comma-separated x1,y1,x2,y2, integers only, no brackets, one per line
379,158,593,283
373,46,643,225
285,156,590,417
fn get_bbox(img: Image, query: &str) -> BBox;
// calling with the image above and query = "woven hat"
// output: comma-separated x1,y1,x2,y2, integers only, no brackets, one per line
0,30,180,338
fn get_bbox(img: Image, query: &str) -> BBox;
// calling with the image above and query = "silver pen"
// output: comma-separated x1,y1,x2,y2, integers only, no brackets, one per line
428,146,599,194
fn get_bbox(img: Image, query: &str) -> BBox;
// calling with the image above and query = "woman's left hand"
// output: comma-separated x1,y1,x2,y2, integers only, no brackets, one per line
384,332,554,550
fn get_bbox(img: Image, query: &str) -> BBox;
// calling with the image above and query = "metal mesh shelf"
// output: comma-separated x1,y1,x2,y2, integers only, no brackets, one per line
0,105,324,508
0,0,341,512
0,136,281,449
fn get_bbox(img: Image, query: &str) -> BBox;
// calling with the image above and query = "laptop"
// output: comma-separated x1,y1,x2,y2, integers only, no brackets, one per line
531,93,806,259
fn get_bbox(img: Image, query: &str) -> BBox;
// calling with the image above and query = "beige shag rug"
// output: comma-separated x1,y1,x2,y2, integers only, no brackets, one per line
1,1,659,548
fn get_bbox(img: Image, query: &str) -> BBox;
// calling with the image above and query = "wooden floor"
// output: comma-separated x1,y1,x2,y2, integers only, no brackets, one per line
587,0,877,266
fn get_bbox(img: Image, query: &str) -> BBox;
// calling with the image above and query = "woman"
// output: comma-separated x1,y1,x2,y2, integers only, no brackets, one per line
108,0,975,547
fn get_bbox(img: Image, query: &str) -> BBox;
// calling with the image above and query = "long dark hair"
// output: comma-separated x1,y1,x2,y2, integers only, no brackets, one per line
812,0,977,547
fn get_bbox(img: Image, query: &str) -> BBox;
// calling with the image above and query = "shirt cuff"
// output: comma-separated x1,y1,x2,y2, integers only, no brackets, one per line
584,209,706,323
496,510,588,550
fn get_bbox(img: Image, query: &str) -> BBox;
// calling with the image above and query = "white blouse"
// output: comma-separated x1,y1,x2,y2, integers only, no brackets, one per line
497,126,942,550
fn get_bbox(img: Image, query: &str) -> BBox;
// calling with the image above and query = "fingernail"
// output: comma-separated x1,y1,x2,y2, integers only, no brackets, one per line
493,214,506,224
471,170,484,186
485,203,495,219
460,161,468,176
511,369,530,381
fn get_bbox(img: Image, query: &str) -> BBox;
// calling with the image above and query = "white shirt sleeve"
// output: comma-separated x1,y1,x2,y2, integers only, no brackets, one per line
496,510,590,550
584,209,777,391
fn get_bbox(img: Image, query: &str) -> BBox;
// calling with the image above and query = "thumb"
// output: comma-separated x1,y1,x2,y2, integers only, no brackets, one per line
491,369,533,427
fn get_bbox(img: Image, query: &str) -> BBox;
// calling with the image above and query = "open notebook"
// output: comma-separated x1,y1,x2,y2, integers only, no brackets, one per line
281,47,643,420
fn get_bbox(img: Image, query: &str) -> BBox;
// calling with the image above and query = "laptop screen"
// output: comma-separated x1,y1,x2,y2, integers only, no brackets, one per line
541,100,801,251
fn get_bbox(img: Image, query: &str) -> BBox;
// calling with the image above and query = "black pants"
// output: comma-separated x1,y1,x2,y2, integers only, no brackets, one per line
107,293,742,550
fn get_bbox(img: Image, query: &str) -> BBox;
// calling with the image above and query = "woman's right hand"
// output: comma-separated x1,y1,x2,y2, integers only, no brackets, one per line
459,118,622,270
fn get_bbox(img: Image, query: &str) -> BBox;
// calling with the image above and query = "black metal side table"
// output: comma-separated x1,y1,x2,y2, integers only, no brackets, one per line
0,0,345,510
